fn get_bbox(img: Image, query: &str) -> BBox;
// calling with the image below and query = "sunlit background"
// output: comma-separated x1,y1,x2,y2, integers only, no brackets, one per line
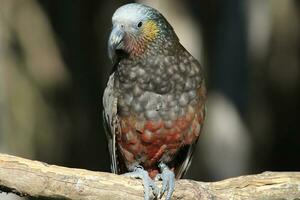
0,0,299,199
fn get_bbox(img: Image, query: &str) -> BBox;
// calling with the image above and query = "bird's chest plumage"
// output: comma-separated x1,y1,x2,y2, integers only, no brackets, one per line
113,56,205,172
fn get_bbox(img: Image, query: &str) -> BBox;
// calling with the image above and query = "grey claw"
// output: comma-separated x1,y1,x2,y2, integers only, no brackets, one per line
157,163,175,200
124,166,159,200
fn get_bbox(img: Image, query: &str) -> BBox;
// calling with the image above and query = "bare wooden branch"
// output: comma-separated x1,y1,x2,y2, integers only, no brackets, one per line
0,153,299,200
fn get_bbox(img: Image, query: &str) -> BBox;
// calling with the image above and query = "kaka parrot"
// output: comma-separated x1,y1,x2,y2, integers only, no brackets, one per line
103,3,206,200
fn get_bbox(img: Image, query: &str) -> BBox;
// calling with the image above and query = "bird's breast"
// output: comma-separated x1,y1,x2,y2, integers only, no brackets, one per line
116,85,205,171
114,54,205,172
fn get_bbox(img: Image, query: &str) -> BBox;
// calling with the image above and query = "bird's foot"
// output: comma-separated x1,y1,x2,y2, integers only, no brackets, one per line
124,165,159,200
155,163,175,200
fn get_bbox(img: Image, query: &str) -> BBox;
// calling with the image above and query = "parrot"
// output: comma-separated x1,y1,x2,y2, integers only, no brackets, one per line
103,3,206,200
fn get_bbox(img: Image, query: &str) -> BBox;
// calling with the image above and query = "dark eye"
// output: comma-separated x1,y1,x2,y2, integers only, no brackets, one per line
137,21,143,28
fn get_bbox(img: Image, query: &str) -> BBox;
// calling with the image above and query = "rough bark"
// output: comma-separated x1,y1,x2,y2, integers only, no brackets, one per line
0,153,299,200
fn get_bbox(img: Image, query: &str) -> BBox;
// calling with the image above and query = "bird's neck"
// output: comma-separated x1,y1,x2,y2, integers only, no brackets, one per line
114,41,185,95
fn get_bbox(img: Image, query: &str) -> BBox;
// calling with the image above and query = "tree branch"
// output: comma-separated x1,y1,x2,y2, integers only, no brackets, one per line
0,153,299,200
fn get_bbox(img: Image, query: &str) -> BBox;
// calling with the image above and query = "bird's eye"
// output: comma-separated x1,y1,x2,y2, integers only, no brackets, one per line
137,21,143,28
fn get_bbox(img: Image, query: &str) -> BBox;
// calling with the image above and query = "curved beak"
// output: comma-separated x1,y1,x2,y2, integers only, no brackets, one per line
108,26,125,64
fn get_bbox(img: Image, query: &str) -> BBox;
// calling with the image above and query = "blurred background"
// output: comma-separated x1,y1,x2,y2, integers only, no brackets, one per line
0,0,299,199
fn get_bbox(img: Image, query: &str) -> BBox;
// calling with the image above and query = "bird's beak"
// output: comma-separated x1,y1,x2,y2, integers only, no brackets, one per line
108,26,125,64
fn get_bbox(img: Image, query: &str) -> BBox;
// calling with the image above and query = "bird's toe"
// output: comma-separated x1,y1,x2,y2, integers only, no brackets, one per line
157,163,175,200
124,165,159,200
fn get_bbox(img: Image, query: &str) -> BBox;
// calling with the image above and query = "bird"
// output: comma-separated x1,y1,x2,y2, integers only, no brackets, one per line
103,3,206,200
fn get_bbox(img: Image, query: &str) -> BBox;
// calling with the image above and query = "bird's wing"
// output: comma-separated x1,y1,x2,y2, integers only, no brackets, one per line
175,104,206,179
174,141,198,178
103,73,119,174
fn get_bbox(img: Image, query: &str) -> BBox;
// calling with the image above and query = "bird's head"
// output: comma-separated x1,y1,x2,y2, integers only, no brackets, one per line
108,3,177,64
